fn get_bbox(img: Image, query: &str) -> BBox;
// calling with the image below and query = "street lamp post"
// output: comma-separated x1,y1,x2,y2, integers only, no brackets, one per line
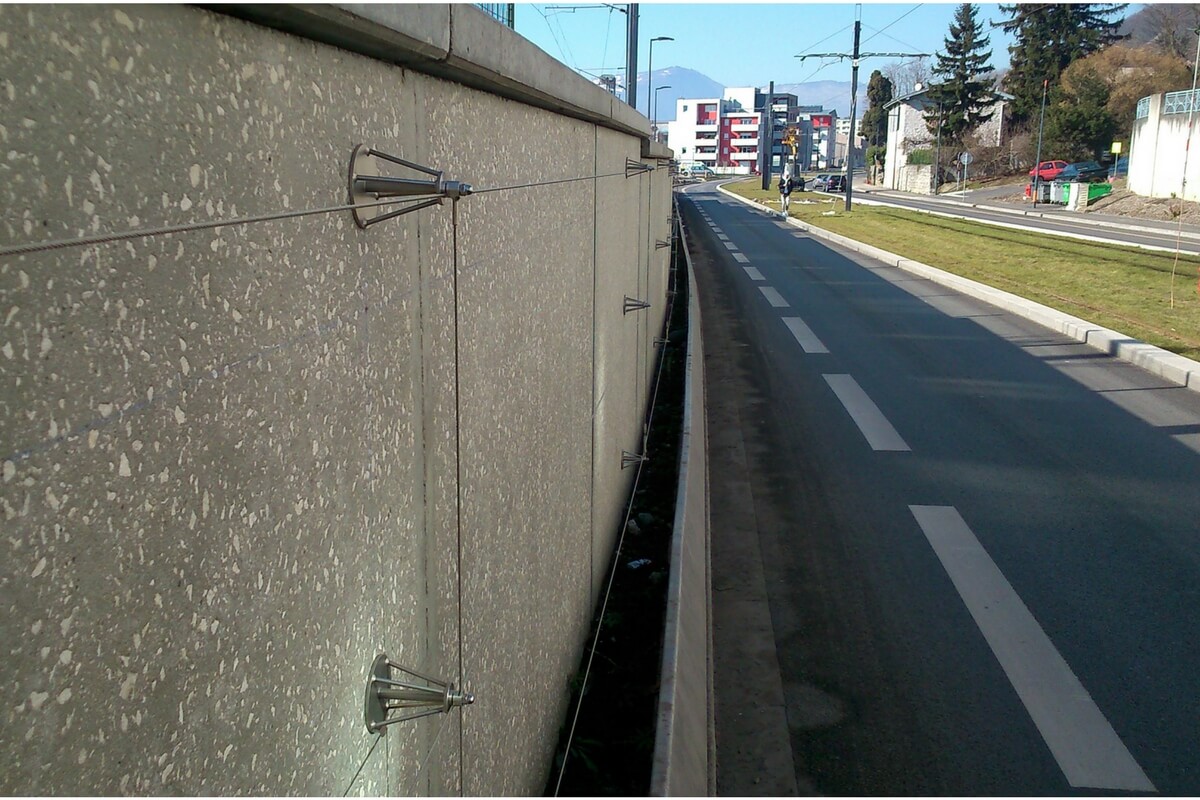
1034,78,1048,208
648,35,673,120
653,85,672,140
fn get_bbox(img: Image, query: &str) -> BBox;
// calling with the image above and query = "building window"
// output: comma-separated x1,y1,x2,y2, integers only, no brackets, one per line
682,104,688,112
681,147,688,154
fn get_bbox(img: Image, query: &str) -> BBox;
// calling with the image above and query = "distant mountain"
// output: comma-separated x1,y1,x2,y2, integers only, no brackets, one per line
633,67,725,122
1120,4,1200,57
623,67,868,122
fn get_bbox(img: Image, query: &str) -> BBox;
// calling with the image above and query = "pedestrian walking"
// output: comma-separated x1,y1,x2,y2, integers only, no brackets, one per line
778,172,794,216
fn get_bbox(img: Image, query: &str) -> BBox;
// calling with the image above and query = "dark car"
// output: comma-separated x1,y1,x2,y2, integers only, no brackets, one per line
825,174,846,192
1058,160,1108,183
1109,156,1129,179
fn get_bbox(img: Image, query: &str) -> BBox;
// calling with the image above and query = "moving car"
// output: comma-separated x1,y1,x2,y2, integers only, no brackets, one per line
812,173,831,191
685,164,715,179
1058,160,1108,183
825,174,846,192
1029,160,1068,181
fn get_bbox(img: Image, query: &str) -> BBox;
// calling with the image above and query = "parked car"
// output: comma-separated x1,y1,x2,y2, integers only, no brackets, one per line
825,174,846,192
1058,160,1108,183
812,173,831,191
1108,156,1129,179
1029,160,1068,181
685,163,715,179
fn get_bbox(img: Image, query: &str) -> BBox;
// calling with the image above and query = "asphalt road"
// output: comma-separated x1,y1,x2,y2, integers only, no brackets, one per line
679,181,1200,795
854,187,1200,255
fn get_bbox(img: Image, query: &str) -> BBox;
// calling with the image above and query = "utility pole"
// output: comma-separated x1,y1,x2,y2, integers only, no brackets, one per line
796,18,928,211
1033,79,1048,208
844,19,861,211
625,3,638,108
761,81,775,190
934,101,942,195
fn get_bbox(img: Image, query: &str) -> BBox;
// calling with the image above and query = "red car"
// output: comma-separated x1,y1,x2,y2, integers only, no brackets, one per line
1029,160,1068,181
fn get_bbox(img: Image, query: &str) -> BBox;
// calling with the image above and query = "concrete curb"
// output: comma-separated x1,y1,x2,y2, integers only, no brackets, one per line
717,183,1200,395
862,188,1200,242
650,210,714,797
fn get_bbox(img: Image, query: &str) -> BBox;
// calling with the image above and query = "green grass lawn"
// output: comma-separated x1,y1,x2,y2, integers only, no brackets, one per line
724,179,1200,361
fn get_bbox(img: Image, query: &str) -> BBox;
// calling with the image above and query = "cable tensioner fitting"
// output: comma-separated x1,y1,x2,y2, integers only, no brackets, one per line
348,144,472,228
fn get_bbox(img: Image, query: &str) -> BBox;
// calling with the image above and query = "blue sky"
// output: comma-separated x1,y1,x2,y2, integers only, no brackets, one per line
515,3,1021,89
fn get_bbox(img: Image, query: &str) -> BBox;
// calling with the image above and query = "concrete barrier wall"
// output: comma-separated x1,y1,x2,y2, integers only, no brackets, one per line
649,221,714,796
0,4,671,794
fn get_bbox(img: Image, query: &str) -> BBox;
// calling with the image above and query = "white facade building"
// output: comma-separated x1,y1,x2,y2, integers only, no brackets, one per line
882,86,1009,193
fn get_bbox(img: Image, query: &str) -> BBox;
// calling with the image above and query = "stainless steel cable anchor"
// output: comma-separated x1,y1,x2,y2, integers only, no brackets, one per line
364,654,474,733
347,144,473,229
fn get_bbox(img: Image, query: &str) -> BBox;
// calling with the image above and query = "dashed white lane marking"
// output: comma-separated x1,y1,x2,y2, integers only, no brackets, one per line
909,506,1156,793
711,226,724,234
782,317,829,354
724,241,739,251
743,266,765,281
732,252,750,264
822,374,910,451
717,233,730,241
758,286,789,308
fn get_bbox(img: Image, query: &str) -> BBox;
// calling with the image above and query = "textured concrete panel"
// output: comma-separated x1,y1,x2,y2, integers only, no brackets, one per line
0,5,431,794
0,3,675,795
589,128,645,594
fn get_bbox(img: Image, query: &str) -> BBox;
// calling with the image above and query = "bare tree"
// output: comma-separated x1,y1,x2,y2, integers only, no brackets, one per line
882,57,933,97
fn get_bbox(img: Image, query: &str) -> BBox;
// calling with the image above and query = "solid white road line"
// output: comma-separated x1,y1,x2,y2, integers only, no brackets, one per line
724,241,739,251
909,505,1156,793
782,317,829,354
743,266,765,281
732,252,750,264
823,374,910,451
758,286,790,308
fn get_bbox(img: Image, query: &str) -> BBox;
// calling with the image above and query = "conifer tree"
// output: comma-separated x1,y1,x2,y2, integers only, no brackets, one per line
1000,3,1127,127
924,4,995,144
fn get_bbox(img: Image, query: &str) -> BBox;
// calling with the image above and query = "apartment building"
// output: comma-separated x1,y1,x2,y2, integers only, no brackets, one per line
667,88,802,175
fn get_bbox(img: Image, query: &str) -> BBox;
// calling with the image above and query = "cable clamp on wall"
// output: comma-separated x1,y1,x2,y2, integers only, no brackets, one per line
364,654,474,733
625,158,654,178
655,239,670,250
348,144,473,229
623,296,652,315
621,450,649,469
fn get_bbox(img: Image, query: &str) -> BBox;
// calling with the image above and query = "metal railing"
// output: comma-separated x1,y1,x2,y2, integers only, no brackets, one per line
1136,96,1151,120
1164,89,1200,116
475,3,514,28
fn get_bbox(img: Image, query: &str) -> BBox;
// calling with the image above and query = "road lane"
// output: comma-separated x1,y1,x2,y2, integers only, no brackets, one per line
681,182,1200,794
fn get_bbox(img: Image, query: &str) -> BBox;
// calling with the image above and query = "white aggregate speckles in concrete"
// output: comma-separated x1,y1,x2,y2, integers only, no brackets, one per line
0,3,673,796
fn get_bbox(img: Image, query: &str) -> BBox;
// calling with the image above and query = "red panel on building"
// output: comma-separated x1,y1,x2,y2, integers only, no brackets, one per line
812,114,833,128
719,117,734,166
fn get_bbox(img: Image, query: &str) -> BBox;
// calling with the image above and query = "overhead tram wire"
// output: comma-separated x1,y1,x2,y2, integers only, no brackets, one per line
861,3,923,46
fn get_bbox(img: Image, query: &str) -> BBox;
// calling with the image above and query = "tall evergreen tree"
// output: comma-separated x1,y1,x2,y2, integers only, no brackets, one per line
924,4,995,144
1000,3,1127,127
861,70,895,148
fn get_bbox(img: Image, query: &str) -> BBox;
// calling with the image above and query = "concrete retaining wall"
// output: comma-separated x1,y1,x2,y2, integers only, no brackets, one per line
1130,91,1200,202
0,4,671,794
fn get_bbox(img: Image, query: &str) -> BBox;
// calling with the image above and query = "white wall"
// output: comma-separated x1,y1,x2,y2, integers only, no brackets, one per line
1130,92,1200,201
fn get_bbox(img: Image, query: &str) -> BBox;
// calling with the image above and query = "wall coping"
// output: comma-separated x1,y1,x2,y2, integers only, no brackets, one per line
215,3,651,139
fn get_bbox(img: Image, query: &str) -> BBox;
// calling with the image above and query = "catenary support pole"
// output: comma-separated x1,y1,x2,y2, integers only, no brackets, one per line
626,3,639,108
844,19,861,211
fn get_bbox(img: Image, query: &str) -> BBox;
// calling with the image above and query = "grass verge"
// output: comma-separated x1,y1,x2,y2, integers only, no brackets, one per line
724,179,1200,361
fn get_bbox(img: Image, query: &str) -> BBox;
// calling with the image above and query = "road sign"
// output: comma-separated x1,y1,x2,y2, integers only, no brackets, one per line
959,151,974,166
